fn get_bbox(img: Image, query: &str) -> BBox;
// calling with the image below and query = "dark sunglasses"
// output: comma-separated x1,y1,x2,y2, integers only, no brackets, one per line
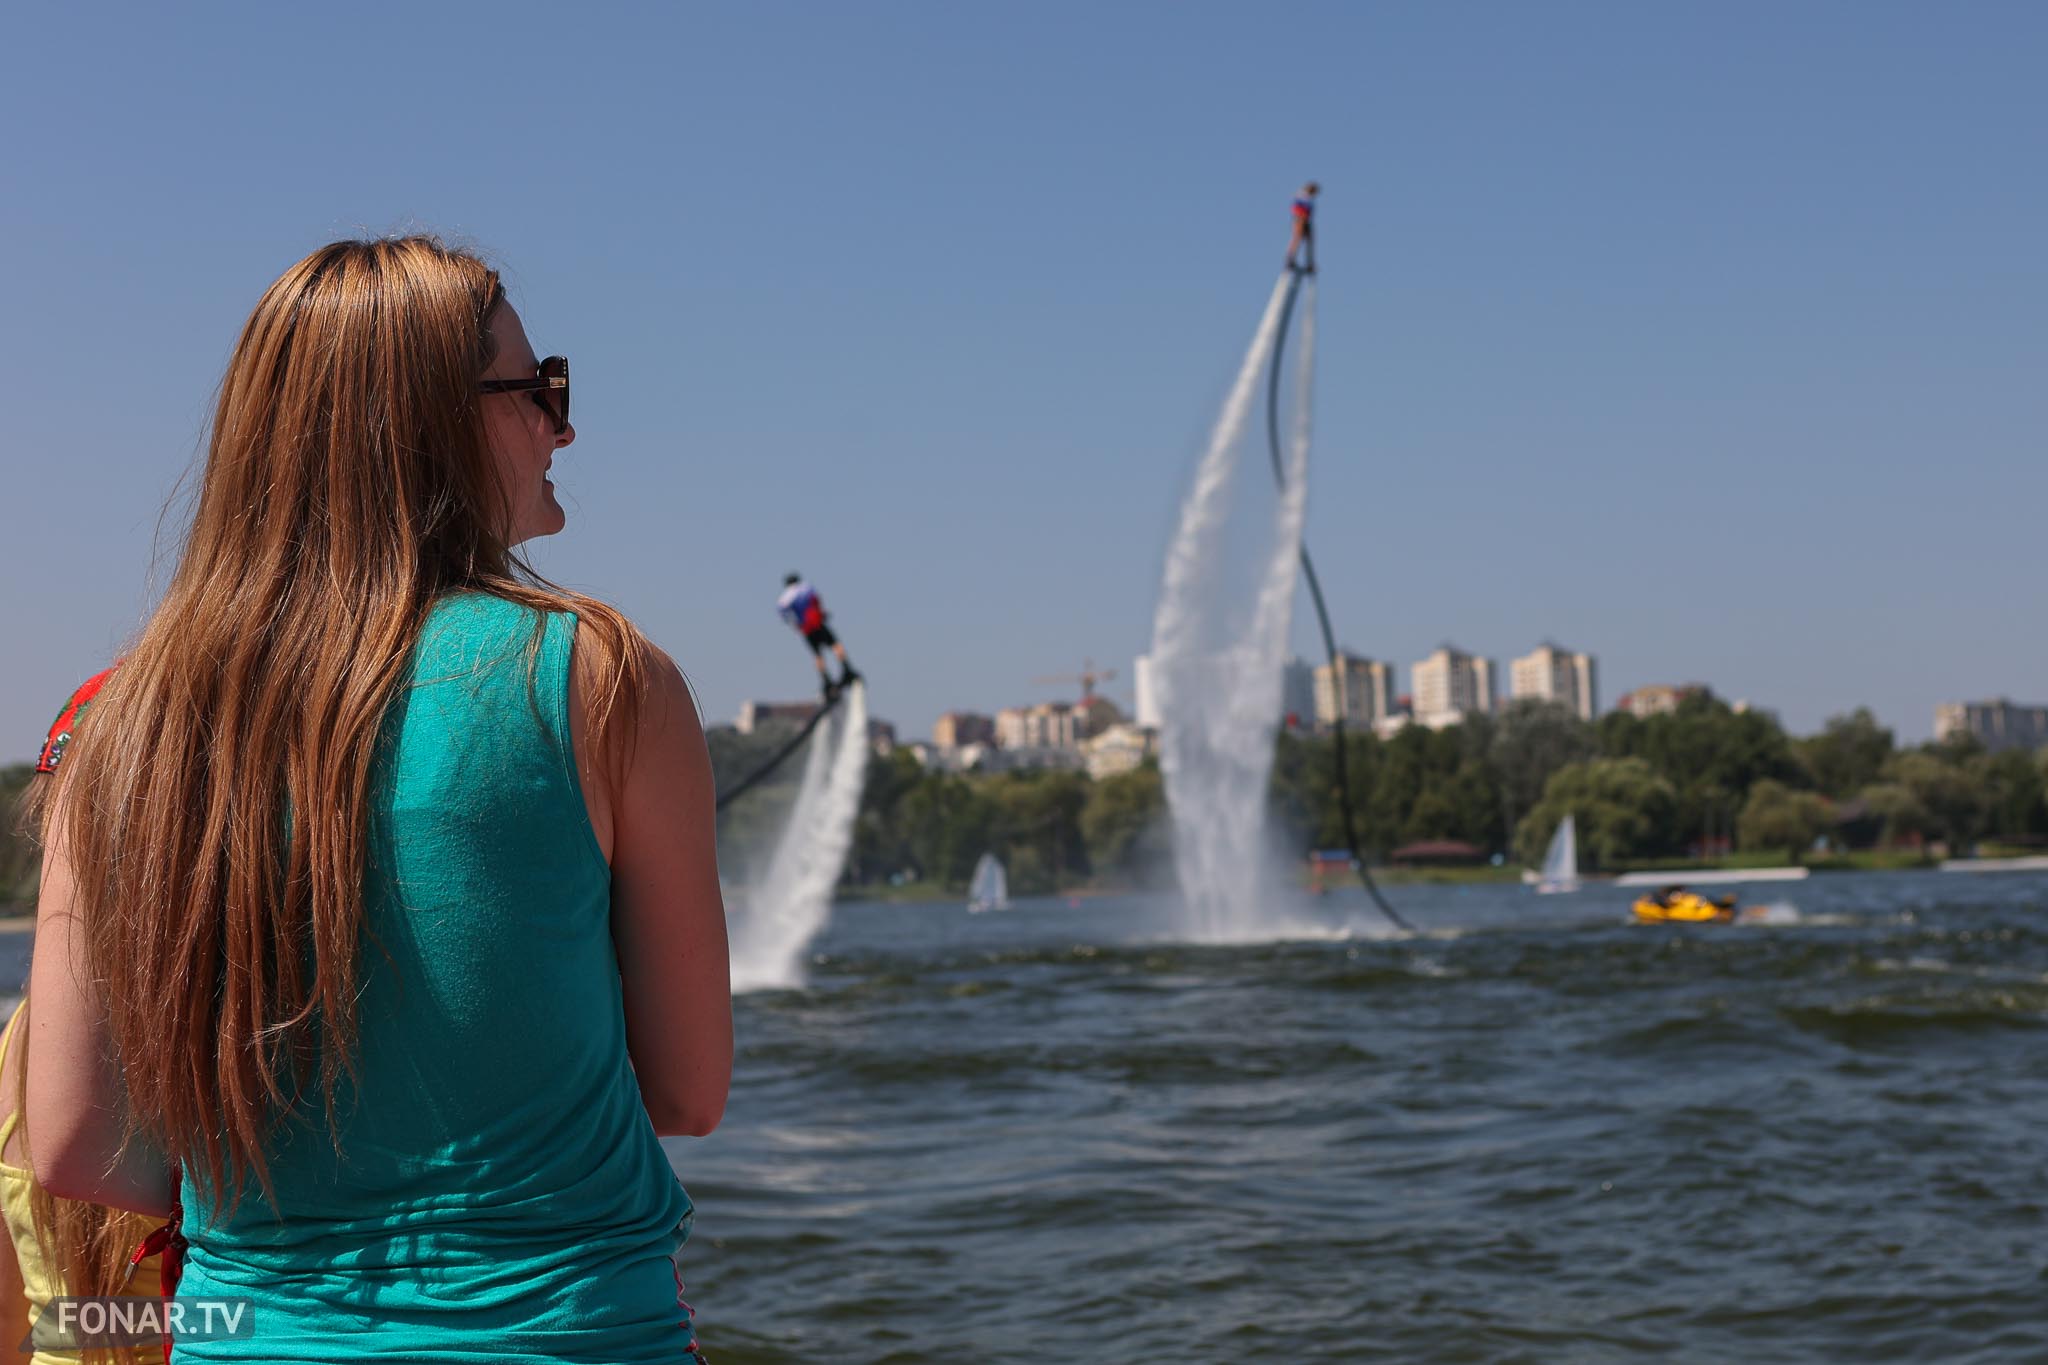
478,355,570,434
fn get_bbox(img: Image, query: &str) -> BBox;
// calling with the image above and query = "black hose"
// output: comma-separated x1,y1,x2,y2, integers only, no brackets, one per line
1266,269,1413,934
714,687,849,812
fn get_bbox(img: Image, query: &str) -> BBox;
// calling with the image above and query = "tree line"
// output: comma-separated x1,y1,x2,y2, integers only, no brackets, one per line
1271,698,2048,870
9,697,2043,909
714,696,2048,893
709,723,1166,897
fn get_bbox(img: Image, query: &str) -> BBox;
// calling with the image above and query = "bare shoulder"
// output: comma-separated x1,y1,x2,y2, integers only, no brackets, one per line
620,634,711,800
568,618,709,852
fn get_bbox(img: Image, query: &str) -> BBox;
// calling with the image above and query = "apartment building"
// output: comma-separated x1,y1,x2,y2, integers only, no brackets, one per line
1412,646,1495,729
1313,652,1395,729
1934,698,2048,753
1510,643,1599,721
933,711,996,749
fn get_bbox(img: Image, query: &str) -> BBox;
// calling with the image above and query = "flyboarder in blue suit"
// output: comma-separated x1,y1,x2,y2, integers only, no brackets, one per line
777,573,860,701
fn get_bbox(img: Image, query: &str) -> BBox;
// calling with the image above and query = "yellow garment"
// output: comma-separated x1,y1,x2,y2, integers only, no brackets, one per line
0,1001,163,1364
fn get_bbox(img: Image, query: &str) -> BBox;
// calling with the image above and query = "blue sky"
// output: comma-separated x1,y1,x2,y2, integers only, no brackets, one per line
4,1,2043,758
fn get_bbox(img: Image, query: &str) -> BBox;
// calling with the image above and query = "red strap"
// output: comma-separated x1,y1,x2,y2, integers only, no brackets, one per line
35,666,116,774
132,1177,185,1364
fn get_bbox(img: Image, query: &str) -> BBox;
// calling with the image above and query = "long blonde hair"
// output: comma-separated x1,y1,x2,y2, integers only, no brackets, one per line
53,237,643,1209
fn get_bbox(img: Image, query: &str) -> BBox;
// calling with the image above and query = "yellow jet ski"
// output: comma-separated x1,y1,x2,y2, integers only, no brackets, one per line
1632,888,1739,924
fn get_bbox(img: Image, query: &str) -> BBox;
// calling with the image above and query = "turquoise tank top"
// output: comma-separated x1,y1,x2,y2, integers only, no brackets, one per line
175,593,698,1364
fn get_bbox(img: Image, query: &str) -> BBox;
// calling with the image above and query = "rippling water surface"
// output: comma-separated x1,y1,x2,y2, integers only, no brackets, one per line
672,872,2048,1363
6,873,2042,1361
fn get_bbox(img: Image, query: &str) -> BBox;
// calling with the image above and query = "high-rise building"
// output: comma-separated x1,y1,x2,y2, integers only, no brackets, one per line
1412,645,1495,729
933,711,995,749
994,706,1030,749
1935,699,2048,753
1132,654,1160,730
1313,652,1394,729
1510,643,1599,721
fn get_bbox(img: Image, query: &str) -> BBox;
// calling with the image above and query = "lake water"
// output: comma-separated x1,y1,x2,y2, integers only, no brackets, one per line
7,870,2046,1362
675,871,2048,1363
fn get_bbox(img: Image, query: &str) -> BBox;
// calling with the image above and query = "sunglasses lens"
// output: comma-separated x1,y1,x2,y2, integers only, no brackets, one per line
544,356,569,432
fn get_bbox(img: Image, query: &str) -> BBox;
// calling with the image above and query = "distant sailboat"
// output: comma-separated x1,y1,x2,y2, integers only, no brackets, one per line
967,853,1010,913
1535,814,1580,895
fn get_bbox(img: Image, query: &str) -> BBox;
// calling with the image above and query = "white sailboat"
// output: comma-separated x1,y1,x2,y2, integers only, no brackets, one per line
1534,814,1580,895
967,852,1010,913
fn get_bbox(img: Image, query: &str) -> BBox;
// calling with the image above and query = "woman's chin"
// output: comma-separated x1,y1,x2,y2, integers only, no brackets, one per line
511,500,568,546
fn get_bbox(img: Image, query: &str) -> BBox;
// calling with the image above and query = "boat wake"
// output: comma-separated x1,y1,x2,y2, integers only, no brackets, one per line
1738,901,1804,926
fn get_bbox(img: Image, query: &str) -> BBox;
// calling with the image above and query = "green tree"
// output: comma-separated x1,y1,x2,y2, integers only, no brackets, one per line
1514,757,1678,869
2,764,41,907
1972,749,2048,843
1366,726,1439,855
985,769,1091,893
1601,697,1807,850
1884,750,1986,848
848,748,928,883
1599,695,1804,793
1080,763,1166,880
1403,785,1463,843
1736,779,1831,858
899,774,996,887
1795,708,1896,797
1405,760,1505,851
1490,700,1597,836
1266,729,1333,851
1857,782,1931,846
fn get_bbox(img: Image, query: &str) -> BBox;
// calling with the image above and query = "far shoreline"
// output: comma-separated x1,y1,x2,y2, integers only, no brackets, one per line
825,851,1999,905
4,851,2026,921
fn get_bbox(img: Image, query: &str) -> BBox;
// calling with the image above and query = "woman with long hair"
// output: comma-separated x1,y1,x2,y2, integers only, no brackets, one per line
25,237,732,1361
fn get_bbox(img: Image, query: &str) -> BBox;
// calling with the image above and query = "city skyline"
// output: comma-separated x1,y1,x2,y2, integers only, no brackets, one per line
743,637,2037,756
705,629,2031,753
5,5,2045,761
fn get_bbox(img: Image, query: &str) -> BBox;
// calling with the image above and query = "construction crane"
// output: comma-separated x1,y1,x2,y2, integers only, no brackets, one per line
1032,659,1118,704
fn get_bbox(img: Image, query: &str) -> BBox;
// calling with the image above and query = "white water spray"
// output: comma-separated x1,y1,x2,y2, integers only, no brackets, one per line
1149,274,1315,941
728,684,871,991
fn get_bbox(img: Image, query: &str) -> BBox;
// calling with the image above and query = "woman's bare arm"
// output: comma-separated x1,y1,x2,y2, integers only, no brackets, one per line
574,625,732,1138
23,800,174,1216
